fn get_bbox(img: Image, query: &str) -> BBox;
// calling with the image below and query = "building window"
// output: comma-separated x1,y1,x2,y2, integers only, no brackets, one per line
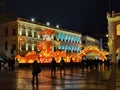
12,43,16,51
117,24,120,36
65,34,68,42
28,31,32,37
22,28,26,36
71,36,74,43
58,44,61,50
12,28,17,36
57,33,61,41
5,41,8,51
34,45,37,51
21,44,25,50
34,31,37,38
62,45,65,50
5,27,8,37
54,35,57,40
28,45,32,51
61,34,64,41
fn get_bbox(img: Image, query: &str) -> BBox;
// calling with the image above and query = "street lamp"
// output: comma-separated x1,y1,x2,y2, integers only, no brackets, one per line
46,22,50,26
31,18,35,22
56,25,59,28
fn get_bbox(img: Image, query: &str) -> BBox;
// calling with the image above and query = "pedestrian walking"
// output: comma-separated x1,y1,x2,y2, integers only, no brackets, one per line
51,57,56,76
60,57,65,74
70,58,73,72
118,59,120,69
4,61,8,71
15,59,19,71
31,60,41,85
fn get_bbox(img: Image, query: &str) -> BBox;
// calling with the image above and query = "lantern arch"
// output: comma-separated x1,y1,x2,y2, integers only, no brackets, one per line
79,46,107,61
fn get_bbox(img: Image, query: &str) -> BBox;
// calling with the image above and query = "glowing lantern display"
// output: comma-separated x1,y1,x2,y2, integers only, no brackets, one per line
15,28,107,63
79,46,107,61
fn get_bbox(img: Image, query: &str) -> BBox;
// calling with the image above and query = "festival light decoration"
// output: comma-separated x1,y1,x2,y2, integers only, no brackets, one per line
15,29,107,63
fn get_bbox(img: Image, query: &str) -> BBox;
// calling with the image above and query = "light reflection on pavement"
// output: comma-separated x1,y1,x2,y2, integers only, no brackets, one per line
0,68,112,90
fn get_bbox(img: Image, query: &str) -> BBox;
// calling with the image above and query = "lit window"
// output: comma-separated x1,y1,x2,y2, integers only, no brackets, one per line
68,35,71,42
71,36,74,42
61,34,64,41
62,45,65,50
58,44,61,49
117,24,120,36
65,45,68,50
57,33,61,40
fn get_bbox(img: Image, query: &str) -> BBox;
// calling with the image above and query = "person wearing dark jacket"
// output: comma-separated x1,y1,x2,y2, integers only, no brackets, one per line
60,57,65,74
31,60,40,85
51,57,56,76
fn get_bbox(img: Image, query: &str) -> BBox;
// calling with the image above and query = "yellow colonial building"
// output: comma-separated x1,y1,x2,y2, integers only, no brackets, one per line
0,17,82,59
107,11,120,63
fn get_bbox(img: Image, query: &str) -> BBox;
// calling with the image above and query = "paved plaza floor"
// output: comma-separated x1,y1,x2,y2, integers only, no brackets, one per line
0,66,119,90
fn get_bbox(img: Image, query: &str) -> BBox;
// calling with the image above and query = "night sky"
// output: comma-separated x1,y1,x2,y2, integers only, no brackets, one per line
2,0,120,37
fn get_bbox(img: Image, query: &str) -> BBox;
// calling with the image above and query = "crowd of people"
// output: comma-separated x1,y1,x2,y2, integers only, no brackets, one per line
0,57,19,71
80,58,111,71
0,56,112,86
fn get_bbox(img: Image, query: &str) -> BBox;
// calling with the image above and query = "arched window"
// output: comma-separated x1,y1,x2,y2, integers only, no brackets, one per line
28,30,32,37
57,33,61,40
21,27,26,36
72,46,74,51
68,35,71,42
71,36,74,42
58,44,61,49
65,34,68,42
65,45,69,50
77,47,80,52
74,36,77,43
61,34,65,41
62,45,65,50
77,37,81,43
117,24,120,36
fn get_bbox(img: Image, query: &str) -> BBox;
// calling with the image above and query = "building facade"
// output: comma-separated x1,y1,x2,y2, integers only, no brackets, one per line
107,11,120,63
82,35,100,48
0,17,82,58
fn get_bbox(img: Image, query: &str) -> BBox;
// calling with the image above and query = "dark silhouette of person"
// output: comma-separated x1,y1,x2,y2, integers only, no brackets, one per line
60,57,65,74
86,59,90,71
81,59,85,71
106,59,110,70
11,58,15,71
118,59,120,69
70,58,73,71
31,60,40,85
8,58,14,71
95,59,99,71
51,57,56,76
